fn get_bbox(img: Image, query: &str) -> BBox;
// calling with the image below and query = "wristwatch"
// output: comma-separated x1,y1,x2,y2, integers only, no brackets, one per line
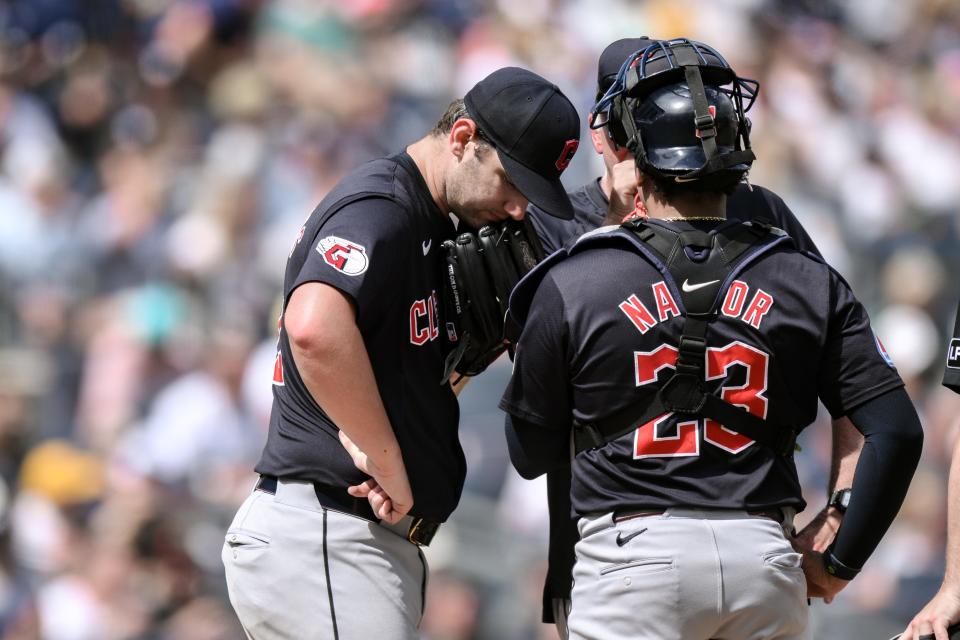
828,488,852,513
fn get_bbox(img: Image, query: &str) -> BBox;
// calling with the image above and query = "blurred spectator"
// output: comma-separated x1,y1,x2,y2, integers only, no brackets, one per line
0,1,955,637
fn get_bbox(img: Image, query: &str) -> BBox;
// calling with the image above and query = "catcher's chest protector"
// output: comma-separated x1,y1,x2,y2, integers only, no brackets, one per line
512,217,799,456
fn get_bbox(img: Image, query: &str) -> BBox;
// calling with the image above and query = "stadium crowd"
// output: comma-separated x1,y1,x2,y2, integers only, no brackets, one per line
0,0,957,638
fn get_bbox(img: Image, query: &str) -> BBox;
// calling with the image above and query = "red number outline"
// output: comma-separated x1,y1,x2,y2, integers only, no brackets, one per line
632,341,770,459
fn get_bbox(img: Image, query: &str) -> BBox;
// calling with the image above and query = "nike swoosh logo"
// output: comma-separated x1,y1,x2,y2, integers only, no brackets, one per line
422,239,432,255
616,527,648,547
682,278,720,292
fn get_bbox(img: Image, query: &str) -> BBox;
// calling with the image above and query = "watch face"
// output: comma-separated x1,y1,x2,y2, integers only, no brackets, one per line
831,489,851,510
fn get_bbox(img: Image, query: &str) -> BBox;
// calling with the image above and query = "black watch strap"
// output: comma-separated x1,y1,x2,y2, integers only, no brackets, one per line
828,488,852,513
823,546,859,581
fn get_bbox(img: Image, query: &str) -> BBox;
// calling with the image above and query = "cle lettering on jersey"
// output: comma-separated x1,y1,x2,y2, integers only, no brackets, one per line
620,279,775,332
272,313,285,386
272,351,285,386
410,290,440,346
289,224,306,258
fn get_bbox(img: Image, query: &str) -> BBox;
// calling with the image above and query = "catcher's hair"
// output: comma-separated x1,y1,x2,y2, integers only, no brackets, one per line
432,99,494,157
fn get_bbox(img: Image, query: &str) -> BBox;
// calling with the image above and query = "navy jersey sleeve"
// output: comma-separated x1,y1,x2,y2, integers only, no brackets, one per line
292,197,412,319
499,273,572,429
728,185,822,258
817,270,904,416
527,203,572,255
945,298,960,393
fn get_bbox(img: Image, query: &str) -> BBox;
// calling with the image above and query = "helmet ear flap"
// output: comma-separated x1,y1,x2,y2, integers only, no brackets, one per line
606,100,628,149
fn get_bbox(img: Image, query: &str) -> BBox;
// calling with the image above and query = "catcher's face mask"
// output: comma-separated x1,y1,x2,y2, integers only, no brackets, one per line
590,38,760,190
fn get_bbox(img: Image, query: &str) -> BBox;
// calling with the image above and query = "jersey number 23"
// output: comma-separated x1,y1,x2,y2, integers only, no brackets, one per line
633,341,768,458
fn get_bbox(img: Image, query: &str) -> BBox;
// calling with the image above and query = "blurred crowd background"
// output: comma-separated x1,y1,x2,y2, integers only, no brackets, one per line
0,0,958,638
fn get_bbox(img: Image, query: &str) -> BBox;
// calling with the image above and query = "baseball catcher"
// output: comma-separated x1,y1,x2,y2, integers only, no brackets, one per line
499,37,923,640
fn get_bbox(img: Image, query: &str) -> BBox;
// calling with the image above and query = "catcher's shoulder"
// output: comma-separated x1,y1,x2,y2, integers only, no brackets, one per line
507,247,565,327
507,225,628,326
575,224,622,243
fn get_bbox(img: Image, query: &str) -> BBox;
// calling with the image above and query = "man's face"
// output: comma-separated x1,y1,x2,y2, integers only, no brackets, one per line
446,140,528,228
590,113,632,171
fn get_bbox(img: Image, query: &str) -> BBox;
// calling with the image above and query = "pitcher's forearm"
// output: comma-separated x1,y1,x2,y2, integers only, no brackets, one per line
286,282,402,470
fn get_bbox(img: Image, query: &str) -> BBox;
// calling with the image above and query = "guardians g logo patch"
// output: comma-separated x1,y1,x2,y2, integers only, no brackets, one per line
318,236,369,276
873,331,896,370
948,338,960,369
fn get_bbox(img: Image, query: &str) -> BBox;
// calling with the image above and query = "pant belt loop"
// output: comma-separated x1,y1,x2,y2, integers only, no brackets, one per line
780,506,797,535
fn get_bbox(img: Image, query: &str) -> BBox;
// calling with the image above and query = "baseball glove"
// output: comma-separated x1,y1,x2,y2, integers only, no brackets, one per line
440,218,544,381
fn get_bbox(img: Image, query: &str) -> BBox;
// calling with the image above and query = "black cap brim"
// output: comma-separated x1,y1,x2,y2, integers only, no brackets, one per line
598,38,656,97
498,149,574,220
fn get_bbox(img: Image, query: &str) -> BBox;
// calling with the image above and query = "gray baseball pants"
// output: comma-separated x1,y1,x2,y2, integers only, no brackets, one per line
222,478,427,640
568,508,810,640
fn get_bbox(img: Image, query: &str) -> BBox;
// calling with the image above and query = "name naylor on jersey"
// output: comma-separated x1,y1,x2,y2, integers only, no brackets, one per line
410,290,440,346
948,338,960,369
619,279,774,333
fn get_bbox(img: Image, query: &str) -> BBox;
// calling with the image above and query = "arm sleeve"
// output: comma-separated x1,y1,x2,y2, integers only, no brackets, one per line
505,414,570,479
542,466,577,621
829,386,923,570
499,273,573,477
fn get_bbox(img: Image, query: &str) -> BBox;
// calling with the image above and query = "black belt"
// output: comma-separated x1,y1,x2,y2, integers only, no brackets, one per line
255,475,441,546
747,508,786,524
613,509,666,523
613,507,786,524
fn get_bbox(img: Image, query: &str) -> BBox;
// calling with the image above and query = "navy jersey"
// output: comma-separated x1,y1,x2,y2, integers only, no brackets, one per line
529,179,821,256
500,221,903,517
528,179,609,254
256,152,466,521
529,179,824,622
946,299,960,393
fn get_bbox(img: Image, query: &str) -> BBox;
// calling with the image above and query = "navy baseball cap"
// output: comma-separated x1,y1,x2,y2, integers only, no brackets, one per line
465,67,580,220
597,37,656,99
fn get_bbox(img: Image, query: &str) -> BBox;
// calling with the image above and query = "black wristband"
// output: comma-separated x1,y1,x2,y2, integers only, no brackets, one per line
823,546,859,581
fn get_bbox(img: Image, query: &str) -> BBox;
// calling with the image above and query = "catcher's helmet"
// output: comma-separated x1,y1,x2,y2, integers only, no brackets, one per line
592,38,759,191
635,83,745,182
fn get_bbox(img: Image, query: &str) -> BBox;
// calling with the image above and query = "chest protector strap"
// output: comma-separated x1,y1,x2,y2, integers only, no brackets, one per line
573,217,799,457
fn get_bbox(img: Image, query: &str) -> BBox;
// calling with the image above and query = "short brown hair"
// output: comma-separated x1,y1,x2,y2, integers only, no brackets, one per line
432,99,495,153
